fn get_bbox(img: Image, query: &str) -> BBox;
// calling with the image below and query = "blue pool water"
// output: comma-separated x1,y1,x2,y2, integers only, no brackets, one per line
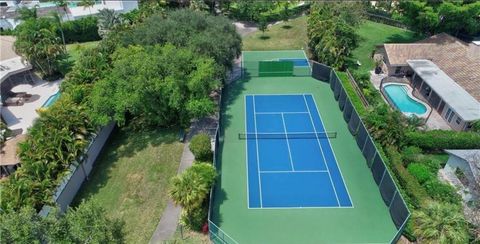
383,84,427,116
42,92,60,108
37,1,78,8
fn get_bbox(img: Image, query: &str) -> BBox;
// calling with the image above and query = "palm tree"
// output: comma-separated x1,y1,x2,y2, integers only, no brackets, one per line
169,163,216,212
79,0,95,15
413,202,468,244
50,12,66,51
15,6,37,21
96,8,122,38
53,0,69,20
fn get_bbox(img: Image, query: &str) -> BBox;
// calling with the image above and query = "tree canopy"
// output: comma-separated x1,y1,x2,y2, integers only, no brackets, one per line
307,2,362,69
14,18,66,78
121,9,241,73
397,1,480,36
88,44,221,127
413,202,469,243
0,201,124,243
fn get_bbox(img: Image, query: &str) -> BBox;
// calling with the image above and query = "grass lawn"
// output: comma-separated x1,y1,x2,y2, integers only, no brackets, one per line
66,41,100,63
74,127,184,244
349,20,422,73
242,15,307,51
171,225,210,244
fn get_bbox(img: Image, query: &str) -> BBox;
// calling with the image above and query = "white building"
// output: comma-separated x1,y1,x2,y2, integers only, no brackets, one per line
0,0,138,29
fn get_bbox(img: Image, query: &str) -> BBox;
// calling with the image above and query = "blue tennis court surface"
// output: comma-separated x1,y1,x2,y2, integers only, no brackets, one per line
278,58,309,67
245,94,352,208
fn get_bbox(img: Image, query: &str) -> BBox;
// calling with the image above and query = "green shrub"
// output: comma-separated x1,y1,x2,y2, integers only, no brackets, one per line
407,163,433,184
385,146,430,208
424,180,461,205
402,146,422,164
189,133,213,162
405,130,480,150
62,17,101,44
180,204,208,231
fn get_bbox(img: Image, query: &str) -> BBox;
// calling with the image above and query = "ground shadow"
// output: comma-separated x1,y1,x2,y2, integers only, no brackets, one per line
385,33,424,44
281,25,292,29
259,35,270,40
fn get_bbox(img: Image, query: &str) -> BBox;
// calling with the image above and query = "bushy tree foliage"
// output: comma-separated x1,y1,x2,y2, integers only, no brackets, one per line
88,44,221,127
0,201,124,243
413,202,468,243
0,97,96,211
398,1,480,36
307,2,362,69
364,104,411,148
14,18,66,78
121,9,241,73
189,133,213,162
169,163,216,230
97,8,123,38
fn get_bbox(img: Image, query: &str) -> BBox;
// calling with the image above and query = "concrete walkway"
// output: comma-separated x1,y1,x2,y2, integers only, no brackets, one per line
149,142,195,244
149,116,218,243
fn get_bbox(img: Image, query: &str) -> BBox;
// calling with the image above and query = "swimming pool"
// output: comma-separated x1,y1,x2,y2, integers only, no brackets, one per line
36,1,78,8
42,92,60,108
383,83,428,117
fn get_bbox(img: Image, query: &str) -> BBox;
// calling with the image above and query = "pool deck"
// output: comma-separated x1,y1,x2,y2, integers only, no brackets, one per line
1,79,61,133
370,71,451,130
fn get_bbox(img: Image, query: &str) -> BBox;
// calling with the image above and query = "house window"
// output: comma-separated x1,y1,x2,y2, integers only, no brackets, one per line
445,108,452,120
448,112,455,123
395,67,401,74
456,117,461,124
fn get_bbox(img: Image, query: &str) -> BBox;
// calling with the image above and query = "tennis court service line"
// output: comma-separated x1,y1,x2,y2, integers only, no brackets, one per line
281,113,295,171
252,95,263,208
302,94,341,207
255,111,309,115
306,93,354,207
260,170,329,173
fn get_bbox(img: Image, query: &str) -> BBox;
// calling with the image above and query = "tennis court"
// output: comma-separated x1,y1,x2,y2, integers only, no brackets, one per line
210,50,400,244
244,94,352,208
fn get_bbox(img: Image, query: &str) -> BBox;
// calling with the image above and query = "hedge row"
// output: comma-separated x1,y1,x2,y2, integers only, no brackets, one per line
385,147,430,209
405,130,480,150
61,16,101,44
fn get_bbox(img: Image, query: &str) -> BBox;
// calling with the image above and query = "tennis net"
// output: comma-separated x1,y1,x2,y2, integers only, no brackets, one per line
238,132,337,140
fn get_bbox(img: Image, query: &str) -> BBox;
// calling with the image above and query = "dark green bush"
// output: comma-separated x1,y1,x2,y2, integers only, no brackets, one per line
189,133,212,162
385,147,430,208
61,17,101,44
180,204,208,231
402,146,422,164
405,130,480,150
424,180,461,205
407,163,433,184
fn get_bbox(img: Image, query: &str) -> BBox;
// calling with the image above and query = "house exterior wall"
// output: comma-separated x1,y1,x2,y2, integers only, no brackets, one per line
444,155,476,186
410,73,469,131
440,104,468,131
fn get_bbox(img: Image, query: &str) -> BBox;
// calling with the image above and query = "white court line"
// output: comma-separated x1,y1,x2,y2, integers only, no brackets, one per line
303,94,340,207
252,95,263,208
301,49,312,72
260,170,328,173
243,131,321,135
244,96,250,208
255,111,309,115
281,113,295,171
248,205,354,210
246,93,305,96
242,50,305,53
305,93,354,207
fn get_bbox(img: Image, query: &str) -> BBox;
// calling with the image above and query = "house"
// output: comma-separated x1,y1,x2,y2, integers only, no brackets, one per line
376,33,480,130
443,149,480,202
0,0,138,29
